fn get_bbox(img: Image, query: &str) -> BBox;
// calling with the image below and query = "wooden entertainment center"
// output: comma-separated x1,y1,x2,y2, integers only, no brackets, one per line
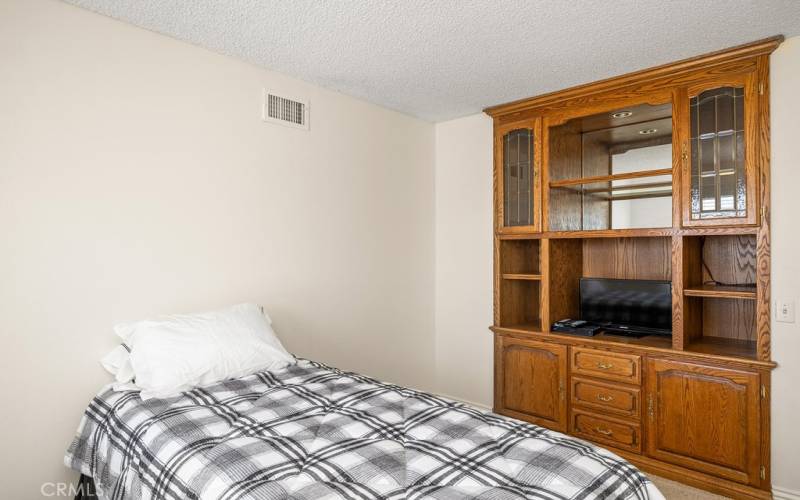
485,37,782,499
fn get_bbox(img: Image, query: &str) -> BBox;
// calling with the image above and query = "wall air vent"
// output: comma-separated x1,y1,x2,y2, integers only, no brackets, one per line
263,90,309,130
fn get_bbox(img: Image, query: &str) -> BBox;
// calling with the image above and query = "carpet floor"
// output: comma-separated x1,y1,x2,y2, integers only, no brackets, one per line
649,474,731,499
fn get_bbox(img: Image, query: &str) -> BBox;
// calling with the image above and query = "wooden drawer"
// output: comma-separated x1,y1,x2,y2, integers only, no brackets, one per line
570,347,641,385
570,377,640,419
571,409,641,453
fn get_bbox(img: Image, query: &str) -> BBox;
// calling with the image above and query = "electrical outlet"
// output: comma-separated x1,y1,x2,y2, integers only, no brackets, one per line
776,299,796,323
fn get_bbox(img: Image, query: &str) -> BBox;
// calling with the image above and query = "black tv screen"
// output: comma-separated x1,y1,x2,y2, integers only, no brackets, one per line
579,278,672,332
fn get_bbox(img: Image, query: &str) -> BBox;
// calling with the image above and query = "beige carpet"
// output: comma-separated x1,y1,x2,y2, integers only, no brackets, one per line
649,474,731,499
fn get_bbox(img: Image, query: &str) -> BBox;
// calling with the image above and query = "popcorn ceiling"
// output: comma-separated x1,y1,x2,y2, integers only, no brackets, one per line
65,0,800,122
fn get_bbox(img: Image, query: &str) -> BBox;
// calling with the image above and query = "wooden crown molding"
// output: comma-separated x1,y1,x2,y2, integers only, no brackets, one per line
484,35,784,118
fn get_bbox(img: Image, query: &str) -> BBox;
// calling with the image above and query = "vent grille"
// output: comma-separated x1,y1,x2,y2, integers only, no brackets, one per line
263,91,308,130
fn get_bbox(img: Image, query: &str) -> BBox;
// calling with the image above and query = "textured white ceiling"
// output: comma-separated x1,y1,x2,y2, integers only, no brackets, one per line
64,0,800,122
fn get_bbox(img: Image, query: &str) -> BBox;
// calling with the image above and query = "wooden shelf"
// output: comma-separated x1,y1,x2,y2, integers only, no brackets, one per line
495,324,672,349
498,323,542,333
684,284,756,300
502,273,542,280
684,337,757,360
548,168,672,188
578,180,673,194
556,182,674,202
497,326,664,353
680,227,759,236
496,226,759,240
491,325,772,366
555,180,674,201
499,228,676,239
590,331,674,350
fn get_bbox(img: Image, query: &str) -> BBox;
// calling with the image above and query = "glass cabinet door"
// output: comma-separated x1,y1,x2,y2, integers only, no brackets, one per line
684,79,757,226
498,119,540,232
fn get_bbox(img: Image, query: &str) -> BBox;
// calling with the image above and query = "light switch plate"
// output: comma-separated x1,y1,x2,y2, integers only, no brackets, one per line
776,299,796,323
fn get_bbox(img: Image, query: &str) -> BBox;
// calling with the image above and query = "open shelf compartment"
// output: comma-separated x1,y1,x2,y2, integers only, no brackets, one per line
497,238,542,329
545,236,672,346
499,239,540,278
682,296,757,359
498,280,541,330
679,234,758,359
682,234,756,293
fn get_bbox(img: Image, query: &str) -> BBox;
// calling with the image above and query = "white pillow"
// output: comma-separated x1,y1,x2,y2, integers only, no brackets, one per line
114,303,294,399
100,344,136,385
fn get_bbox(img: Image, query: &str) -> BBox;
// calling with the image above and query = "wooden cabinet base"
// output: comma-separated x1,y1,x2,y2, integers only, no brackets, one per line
615,451,772,500
493,332,772,499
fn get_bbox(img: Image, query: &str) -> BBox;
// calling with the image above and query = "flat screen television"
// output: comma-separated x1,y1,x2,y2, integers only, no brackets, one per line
579,278,672,336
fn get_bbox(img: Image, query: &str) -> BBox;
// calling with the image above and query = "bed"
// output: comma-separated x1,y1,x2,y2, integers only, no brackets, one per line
66,358,662,499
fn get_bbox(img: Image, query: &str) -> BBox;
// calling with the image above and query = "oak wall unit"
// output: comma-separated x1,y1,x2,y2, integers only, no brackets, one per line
486,37,782,500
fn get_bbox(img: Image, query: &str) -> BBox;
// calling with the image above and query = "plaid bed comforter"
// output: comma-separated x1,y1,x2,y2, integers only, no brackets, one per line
66,359,662,500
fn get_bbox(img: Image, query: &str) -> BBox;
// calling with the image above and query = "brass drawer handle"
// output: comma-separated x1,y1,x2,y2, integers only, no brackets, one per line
596,394,614,402
594,427,613,436
596,362,614,370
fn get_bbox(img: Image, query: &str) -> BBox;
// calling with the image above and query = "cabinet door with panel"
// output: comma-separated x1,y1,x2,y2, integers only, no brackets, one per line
681,72,760,227
645,358,762,486
496,118,541,233
494,336,567,431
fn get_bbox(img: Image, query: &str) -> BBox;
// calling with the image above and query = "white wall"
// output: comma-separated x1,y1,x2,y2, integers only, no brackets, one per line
0,0,435,497
433,36,800,493
769,35,800,495
434,114,494,407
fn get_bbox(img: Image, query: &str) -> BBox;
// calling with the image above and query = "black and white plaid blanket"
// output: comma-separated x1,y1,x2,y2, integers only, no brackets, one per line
66,359,661,499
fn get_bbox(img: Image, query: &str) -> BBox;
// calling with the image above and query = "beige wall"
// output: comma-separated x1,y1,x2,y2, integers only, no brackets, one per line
433,37,800,493
434,113,494,407
0,0,435,496
768,35,800,495
3,0,799,497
